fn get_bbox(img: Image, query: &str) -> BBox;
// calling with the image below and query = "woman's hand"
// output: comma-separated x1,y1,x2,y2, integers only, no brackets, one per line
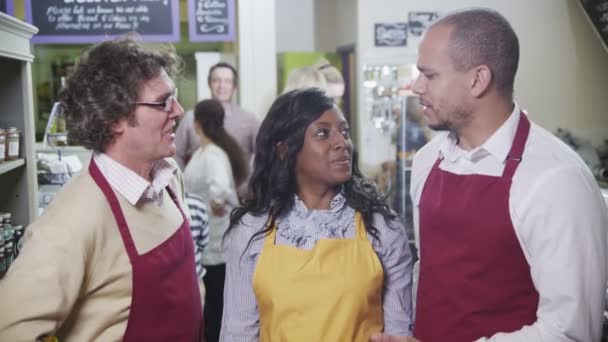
210,201,227,216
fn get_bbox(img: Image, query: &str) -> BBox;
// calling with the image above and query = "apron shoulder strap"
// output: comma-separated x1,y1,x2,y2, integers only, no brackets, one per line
355,212,368,240
502,112,531,180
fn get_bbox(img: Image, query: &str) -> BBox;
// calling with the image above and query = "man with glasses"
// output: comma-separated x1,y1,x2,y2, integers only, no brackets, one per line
174,62,260,197
0,36,204,341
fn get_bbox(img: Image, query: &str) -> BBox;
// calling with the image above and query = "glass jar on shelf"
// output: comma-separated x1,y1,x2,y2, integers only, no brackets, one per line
5,127,20,160
0,246,6,276
0,128,6,163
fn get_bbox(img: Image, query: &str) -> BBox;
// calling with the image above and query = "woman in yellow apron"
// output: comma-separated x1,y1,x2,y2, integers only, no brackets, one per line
220,88,414,341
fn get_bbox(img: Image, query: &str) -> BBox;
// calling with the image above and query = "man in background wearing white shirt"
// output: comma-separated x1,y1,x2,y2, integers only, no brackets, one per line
373,7,608,342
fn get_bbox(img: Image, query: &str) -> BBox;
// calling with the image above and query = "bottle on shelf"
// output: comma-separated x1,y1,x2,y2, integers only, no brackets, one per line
44,76,68,147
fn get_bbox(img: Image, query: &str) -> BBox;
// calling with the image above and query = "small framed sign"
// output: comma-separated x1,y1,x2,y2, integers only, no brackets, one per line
26,0,181,44
408,12,439,37
188,0,236,42
374,23,408,47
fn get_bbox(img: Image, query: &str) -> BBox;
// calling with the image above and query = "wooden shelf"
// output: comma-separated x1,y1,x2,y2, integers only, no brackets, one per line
0,13,39,226
0,158,25,176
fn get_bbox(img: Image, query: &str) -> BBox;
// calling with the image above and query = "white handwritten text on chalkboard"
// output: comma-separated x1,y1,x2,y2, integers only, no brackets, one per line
195,0,229,34
45,4,157,31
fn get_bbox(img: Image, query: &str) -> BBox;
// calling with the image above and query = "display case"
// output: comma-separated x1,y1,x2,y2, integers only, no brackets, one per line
362,63,430,248
0,13,39,227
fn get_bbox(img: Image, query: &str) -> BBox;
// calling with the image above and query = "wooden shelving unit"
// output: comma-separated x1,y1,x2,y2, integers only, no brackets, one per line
0,13,39,227
0,158,25,175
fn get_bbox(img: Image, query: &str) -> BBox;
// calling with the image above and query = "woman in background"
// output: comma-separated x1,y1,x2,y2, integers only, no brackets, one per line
315,58,345,105
282,66,328,94
183,99,248,342
220,88,414,341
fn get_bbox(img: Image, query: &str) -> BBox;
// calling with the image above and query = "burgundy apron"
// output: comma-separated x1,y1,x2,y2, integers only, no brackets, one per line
89,159,203,341
414,113,539,342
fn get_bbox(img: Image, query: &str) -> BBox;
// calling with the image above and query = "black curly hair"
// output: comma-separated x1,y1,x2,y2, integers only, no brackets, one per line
59,34,182,152
227,88,397,248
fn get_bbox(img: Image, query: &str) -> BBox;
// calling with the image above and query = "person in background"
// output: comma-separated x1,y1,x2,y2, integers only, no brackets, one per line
0,36,204,341
282,66,328,93
376,8,608,342
315,58,345,106
173,62,259,176
221,88,414,342
185,192,210,281
183,99,248,342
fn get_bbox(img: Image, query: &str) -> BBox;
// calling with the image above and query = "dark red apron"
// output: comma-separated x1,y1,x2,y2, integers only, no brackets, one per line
414,113,539,342
89,159,203,341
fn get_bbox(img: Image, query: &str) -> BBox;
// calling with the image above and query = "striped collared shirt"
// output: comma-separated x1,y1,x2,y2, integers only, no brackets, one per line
184,192,210,278
93,153,177,206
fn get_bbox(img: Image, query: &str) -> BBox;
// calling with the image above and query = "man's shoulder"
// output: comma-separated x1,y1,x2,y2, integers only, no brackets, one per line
412,132,446,169
522,122,591,172
33,170,111,238
234,105,260,123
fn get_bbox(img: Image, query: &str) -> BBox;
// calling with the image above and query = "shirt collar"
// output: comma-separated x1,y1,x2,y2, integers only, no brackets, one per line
93,153,177,206
439,102,521,164
292,192,347,214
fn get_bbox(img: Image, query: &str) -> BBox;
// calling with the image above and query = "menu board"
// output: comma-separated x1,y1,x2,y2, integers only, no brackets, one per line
26,0,180,44
188,0,235,42
0,0,14,15
578,0,608,52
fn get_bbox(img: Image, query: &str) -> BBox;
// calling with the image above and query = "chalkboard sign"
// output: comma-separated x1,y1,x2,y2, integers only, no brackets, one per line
188,0,236,42
25,0,180,44
578,0,608,52
0,0,14,15
374,23,408,47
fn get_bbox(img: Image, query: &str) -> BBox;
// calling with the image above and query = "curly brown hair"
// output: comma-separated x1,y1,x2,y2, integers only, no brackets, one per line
59,35,182,152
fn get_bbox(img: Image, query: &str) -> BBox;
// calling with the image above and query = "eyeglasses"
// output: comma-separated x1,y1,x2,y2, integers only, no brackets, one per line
135,88,178,112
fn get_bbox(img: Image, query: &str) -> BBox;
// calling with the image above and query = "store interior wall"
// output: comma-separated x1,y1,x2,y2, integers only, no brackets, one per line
314,0,357,52
276,0,315,53
238,0,277,120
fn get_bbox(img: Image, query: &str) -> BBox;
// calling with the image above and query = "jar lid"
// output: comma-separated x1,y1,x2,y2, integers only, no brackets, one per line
13,225,23,230
6,127,19,133
0,213,10,219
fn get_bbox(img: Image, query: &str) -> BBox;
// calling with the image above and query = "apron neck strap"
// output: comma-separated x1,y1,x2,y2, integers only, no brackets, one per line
502,111,531,180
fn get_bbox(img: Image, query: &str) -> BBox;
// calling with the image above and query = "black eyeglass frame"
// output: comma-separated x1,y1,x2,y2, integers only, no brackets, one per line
134,88,178,112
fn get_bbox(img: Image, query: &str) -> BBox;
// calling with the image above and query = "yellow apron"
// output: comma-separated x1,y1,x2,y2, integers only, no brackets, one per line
253,212,384,342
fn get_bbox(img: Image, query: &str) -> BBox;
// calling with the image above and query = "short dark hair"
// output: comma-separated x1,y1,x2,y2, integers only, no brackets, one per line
193,99,248,187
207,62,238,87
435,8,519,98
227,88,397,249
60,35,181,152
